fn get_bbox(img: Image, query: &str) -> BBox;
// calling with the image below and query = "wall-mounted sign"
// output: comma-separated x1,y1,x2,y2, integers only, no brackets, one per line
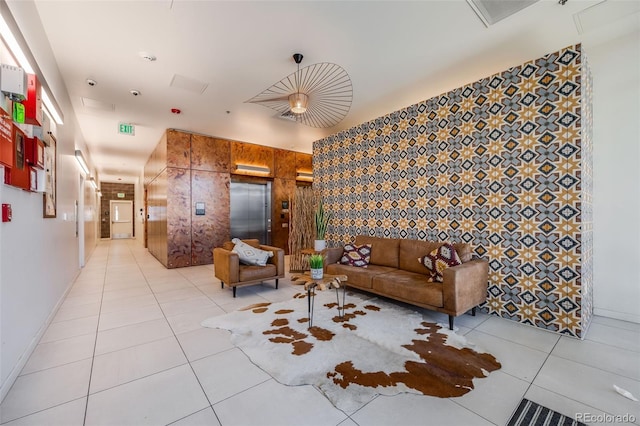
117,193,125,198
118,122,135,136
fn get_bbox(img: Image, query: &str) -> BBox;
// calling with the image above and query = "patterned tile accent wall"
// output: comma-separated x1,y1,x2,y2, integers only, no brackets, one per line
314,45,593,337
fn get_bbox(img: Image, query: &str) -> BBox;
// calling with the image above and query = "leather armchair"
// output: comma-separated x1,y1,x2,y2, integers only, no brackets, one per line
213,239,285,297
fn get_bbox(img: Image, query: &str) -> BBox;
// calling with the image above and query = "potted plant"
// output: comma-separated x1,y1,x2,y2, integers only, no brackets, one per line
308,254,324,279
314,199,330,251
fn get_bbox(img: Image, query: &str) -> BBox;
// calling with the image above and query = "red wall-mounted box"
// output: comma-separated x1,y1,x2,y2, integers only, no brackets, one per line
23,74,42,126
25,136,44,169
10,124,30,191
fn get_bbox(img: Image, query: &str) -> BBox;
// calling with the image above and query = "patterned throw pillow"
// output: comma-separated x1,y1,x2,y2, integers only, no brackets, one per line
418,243,462,282
231,238,273,266
339,243,372,268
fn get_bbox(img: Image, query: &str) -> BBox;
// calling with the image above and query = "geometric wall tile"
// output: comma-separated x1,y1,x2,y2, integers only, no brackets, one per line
314,44,592,338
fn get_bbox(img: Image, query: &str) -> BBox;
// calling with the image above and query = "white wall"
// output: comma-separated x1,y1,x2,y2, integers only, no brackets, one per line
586,25,640,323
0,0,98,400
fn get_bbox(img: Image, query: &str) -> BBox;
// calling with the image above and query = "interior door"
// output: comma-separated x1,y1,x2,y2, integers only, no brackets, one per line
110,200,133,239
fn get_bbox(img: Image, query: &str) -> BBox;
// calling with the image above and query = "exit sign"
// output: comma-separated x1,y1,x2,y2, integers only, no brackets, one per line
118,122,135,136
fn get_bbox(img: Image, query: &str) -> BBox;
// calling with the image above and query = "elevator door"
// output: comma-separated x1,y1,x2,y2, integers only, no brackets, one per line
230,181,271,244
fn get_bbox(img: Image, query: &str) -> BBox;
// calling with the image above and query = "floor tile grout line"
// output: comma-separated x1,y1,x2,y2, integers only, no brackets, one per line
544,350,640,382
525,382,634,419
82,241,110,426
466,328,551,354
127,241,224,425
510,333,563,422
0,396,88,425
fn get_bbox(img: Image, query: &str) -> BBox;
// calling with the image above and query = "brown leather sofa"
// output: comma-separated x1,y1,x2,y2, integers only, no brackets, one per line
213,239,285,297
325,235,488,329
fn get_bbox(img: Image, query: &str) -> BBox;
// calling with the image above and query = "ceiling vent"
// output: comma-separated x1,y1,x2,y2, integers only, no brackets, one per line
169,74,208,94
81,97,115,111
467,0,540,26
277,110,298,122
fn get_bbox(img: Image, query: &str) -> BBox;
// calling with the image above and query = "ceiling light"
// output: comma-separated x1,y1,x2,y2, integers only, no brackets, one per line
129,89,141,96
89,177,98,189
86,78,97,87
236,164,270,174
74,150,90,175
0,14,34,74
246,53,352,128
42,90,64,125
290,53,307,114
289,93,308,114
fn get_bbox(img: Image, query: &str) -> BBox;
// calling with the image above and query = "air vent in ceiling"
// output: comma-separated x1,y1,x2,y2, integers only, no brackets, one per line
81,97,115,111
467,0,540,27
277,110,298,122
169,74,209,94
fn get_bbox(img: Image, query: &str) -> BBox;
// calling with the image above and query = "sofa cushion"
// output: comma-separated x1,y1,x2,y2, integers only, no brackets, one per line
399,239,444,274
231,238,273,266
354,236,400,268
454,243,473,263
372,270,444,308
340,243,372,267
419,243,462,282
400,240,472,274
238,264,277,282
326,263,396,289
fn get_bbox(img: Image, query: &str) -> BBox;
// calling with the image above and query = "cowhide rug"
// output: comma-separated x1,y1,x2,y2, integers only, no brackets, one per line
201,290,501,412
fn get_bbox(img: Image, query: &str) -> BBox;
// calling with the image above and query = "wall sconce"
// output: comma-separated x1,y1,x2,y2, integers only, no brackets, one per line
235,164,270,174
296,171,314,181
74,150,90,175
89,176,98,190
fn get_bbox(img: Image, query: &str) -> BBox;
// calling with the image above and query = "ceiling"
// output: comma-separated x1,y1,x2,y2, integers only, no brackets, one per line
29,0,616,183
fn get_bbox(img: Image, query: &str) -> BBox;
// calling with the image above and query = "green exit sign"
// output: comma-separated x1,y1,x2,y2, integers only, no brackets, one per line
118,122,135,136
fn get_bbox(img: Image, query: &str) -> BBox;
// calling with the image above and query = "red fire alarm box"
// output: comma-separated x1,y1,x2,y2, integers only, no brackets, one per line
0,107,13,168
23,74,42,126
10,125,30,191
2,203,11,222
25,136,44,169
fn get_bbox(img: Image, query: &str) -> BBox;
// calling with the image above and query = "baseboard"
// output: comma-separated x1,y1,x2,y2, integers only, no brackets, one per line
593,307,640,324
0,269,80,403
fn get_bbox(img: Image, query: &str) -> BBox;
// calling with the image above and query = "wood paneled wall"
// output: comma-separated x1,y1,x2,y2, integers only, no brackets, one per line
145,129,311,268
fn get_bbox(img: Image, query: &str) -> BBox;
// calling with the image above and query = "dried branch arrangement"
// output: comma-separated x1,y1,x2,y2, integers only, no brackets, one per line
288,186,315,272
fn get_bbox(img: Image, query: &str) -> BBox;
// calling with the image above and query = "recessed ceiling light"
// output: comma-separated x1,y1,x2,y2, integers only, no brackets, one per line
86,78,97,87
138,51,157,62
129,89,141,96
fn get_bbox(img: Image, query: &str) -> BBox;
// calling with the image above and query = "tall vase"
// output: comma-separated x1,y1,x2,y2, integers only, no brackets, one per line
314,239,326,251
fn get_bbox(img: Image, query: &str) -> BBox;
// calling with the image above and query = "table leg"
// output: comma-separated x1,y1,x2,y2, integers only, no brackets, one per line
307,283,316,328
335,284,347,318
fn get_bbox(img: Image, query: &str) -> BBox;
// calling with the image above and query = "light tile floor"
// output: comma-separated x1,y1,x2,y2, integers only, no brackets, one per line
1,239,639,425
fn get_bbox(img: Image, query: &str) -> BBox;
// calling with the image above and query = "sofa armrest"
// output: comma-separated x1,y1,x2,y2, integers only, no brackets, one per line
213,248,239,285
260,245,285,277
324,247,344,271
442,259,488,315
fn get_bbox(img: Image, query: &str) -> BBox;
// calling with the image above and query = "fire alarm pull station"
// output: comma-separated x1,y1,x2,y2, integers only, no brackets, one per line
2,203,12,222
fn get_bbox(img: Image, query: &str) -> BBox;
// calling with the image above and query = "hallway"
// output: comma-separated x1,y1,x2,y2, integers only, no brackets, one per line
0,240,638,425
